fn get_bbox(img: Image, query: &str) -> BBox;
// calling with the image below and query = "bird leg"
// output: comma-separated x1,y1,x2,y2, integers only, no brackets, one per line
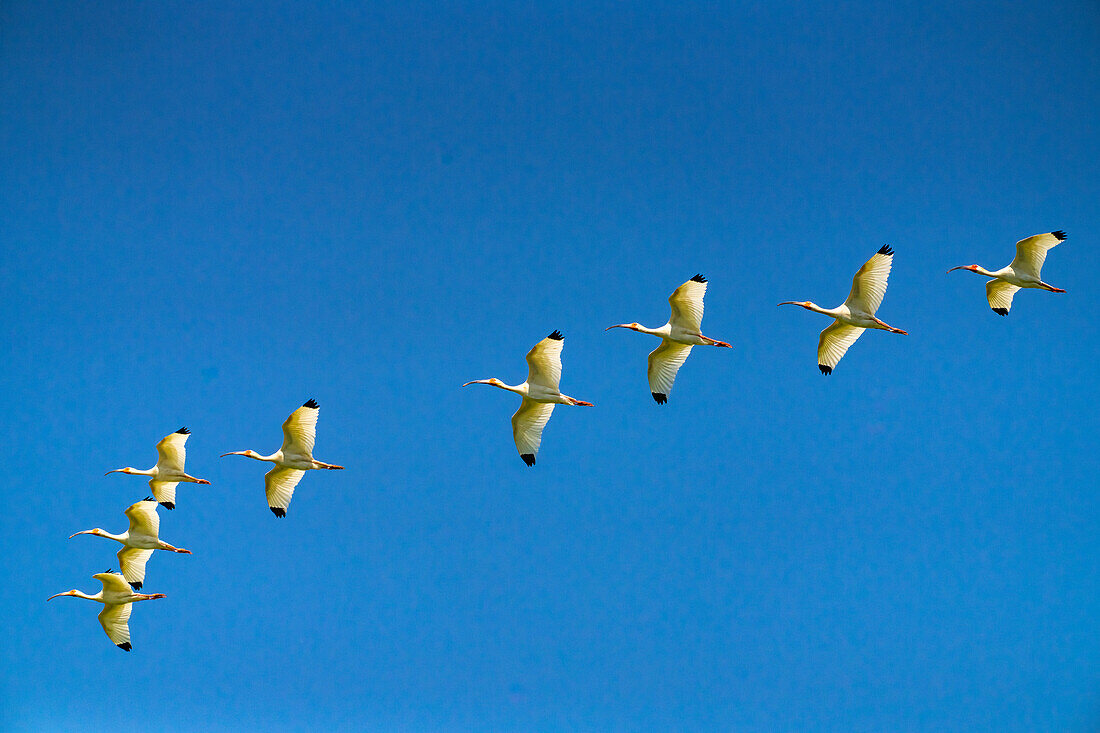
1042,283,1066,293
313,461,345,470
697,334,732,348
183,474,211,484
873,318,908,335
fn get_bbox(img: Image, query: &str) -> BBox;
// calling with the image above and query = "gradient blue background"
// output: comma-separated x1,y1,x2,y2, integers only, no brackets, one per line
3,1,1099,730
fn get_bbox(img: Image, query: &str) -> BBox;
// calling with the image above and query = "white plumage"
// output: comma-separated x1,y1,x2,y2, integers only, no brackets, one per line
220,399,344,517
464,331,593,466
47,571,166,651
779,245,908,374
69,497,191,590
105,427,211,510
948,230,1067,315
606,274,731,403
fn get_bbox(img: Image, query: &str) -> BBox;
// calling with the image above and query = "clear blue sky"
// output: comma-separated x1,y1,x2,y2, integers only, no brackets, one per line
3,1,1099,730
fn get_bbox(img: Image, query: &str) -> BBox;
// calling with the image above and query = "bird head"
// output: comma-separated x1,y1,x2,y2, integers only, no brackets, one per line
777,301,813,309
462,378,504,388
68,528,107,540
104,467,138,476
604,322,642,332
46,590,79,601
946,264,979,274
220,450,260,459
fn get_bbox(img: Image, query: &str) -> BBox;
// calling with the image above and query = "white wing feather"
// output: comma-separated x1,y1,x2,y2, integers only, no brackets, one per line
817,321,865,373
124,500,159,538
511,399,555,464
155,430,189,474
668,278,707,333
281,403,319,455
525,334,564,391
265,466,306,514
98,603,133,648
986,280,1020,314
1010,231,1065,278
149,479,178,507
94,572,134,599
117,547,155,589
845,246,894,315
647,341,694,400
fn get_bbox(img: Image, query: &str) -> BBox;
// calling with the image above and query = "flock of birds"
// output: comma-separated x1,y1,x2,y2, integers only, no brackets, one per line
49,230,1068,650
49,401,343,650
466,231,1067,463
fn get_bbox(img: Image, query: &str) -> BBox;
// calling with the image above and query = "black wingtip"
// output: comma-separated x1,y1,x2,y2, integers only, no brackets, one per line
690,274,707,283
271,507,287,518
175,427,190,435
303,398,319,409
651,392,667,404
117,642,132,652
143,496,155,502
520,453,536,467
819,364,833,375
159,502,174,511
129,581,142,590
1052,230,1067,241
105,568,114,574
992,307,1009,316
877,244,894,256
547,330,563,341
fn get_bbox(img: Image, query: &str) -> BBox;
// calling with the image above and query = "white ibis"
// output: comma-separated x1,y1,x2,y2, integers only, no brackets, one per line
47,571,166,651
779,245,908,375
463,330,593,466
69,497,191,590
947,230,1067,315
220,399,344,518
606,274,731,403
105,427,210,510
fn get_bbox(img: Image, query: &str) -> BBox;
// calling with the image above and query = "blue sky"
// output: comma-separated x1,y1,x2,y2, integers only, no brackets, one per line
2,1,1099,730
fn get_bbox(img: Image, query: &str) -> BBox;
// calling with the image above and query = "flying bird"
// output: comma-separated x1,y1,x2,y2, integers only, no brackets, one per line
947,230,1067,315
463,331,593,466
105,427,210,510
69,497,191,590
47,571,166,651
605,274,732,403
220,399,344,518
779,245,908,375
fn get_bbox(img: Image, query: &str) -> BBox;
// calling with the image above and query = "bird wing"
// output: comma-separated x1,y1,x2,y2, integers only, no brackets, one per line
668,276,707,333
149,479,178,508
986,280,1020,316
817,321,865,375
98,603,133,649
1010,230,1065,278
647,341,694,403
844,245,894,315
124,499,159,538
117,547,155,590
281,400,319,455
155,429,189,474
94,572,133,596
511,399,555,466
525,332,564,391
265,466,306,516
